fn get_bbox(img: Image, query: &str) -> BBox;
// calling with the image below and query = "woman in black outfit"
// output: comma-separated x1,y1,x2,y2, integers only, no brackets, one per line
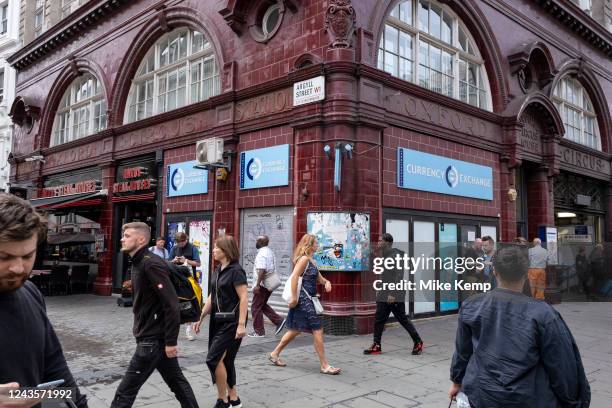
194,235,248,408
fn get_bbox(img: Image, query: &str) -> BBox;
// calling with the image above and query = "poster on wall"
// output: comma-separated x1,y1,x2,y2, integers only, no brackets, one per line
307,212,370,271
240,207,294,280
546,227,558,265
166,222,186,252
189,220,211,294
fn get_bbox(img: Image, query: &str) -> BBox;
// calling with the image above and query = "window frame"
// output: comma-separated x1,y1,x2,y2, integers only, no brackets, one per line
51,74,107,147
125,27,220,124
378,0,492,111
34,0,44,37
0,3,8,35
61,0,86,19
0,69,4,104
552,76,601,151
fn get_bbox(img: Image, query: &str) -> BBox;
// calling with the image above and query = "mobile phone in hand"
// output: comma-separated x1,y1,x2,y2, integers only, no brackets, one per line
36,379,65,389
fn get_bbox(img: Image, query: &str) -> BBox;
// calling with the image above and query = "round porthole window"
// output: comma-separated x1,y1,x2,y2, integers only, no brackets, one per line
263,4,281,36
250,1,285,43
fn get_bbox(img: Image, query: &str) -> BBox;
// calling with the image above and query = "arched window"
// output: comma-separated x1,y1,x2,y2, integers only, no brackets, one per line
553,76,601,151
52,74,107,146
377,0,491,110
125,28,220,124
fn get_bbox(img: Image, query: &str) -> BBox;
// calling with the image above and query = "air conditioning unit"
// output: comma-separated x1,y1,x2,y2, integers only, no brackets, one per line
196,138,224,166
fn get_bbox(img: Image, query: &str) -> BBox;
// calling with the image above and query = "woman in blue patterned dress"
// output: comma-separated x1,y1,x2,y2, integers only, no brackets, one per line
268,234,341,375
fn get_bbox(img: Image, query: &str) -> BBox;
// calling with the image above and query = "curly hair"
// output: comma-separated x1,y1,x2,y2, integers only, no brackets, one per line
0,193,47,244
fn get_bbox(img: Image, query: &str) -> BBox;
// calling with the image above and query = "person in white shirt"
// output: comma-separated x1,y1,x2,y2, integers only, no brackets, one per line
248,235,283,337
148,237,169,260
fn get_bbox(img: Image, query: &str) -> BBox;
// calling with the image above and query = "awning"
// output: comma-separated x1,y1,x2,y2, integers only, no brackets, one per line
30,190,107,209
47,232,96,245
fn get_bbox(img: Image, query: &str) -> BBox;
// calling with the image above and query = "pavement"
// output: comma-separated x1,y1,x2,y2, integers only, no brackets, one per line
44,294,612,408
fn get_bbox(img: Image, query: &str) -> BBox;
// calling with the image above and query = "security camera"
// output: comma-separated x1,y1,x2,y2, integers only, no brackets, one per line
323,144,332,159
344,144,353,159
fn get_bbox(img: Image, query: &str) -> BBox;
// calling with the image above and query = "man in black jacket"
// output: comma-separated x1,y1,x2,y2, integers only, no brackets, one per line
364,233,423,356
449,246,590,407
111,222,198,408
0,193,88,408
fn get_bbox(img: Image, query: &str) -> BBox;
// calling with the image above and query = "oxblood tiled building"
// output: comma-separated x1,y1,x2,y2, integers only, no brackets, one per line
8,0,611,333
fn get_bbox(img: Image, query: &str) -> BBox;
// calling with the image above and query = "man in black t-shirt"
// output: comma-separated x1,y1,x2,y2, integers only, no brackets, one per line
0,193,88,408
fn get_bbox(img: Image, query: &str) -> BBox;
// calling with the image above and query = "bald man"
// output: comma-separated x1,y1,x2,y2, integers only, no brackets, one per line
528,238,549,300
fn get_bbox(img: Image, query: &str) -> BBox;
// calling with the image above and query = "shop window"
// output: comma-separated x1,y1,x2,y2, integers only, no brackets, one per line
125,28,220,124
378,0,491,110
51,74,107,146
552,76,602,151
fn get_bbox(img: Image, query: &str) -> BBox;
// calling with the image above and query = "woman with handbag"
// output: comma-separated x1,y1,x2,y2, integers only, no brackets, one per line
268,234,341,375
193,235,248,408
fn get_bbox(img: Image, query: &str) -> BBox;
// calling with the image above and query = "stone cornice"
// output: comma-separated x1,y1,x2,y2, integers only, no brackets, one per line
534,0,612,56
7,0,132,71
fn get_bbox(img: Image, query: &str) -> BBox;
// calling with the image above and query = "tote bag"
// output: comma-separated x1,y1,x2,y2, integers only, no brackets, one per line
281,276,302,305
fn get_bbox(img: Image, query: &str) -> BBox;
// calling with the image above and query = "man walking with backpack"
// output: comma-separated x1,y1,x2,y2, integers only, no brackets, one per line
171,232,201,340
111,222,199,408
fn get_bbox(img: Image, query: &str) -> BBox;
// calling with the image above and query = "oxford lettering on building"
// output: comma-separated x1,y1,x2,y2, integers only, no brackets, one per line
5,0,610,331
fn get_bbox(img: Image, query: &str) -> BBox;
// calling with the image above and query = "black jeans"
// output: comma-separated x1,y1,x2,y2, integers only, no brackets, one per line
373,301,421,345
111,338,199,408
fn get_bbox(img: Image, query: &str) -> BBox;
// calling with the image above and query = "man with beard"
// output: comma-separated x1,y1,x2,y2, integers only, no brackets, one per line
111,222,198,408
0,193,88,407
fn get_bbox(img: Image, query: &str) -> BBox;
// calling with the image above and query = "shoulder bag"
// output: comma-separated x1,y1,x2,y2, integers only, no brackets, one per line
301,287,324,315
214,269,238,323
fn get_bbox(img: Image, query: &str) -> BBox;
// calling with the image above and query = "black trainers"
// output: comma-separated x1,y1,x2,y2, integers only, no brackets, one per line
412,340,424,355
214,399,230,408
229,397,242,407
363,342,382,355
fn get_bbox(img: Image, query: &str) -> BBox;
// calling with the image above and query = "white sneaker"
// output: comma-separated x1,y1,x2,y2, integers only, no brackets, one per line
247,331,265,338
186,325,195,341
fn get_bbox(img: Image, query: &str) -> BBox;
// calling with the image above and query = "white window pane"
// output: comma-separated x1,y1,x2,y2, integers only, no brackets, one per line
193,31,203,53
178,67,187,87
399,57,412,81
479,90,487,109
468,63,477,86
177,86,186,107
419,40,428,67
179,31,188,59
442,51,452,75
399,31,412,59
430,45,441,70
384,51,398,76
430,3,441,38
458,27,468,52
385,25,398,53
459,82,467,101
419,0,429,32
400,1,412,25
442,12,452,44
419,65,429,88
168,71,177,90
390,5,399,18
168,90,177,110
160,40,169,67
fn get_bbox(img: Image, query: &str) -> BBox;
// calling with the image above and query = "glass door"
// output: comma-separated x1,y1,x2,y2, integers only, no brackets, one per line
385,219,410,313
439,223,458,312
413,221,436,314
